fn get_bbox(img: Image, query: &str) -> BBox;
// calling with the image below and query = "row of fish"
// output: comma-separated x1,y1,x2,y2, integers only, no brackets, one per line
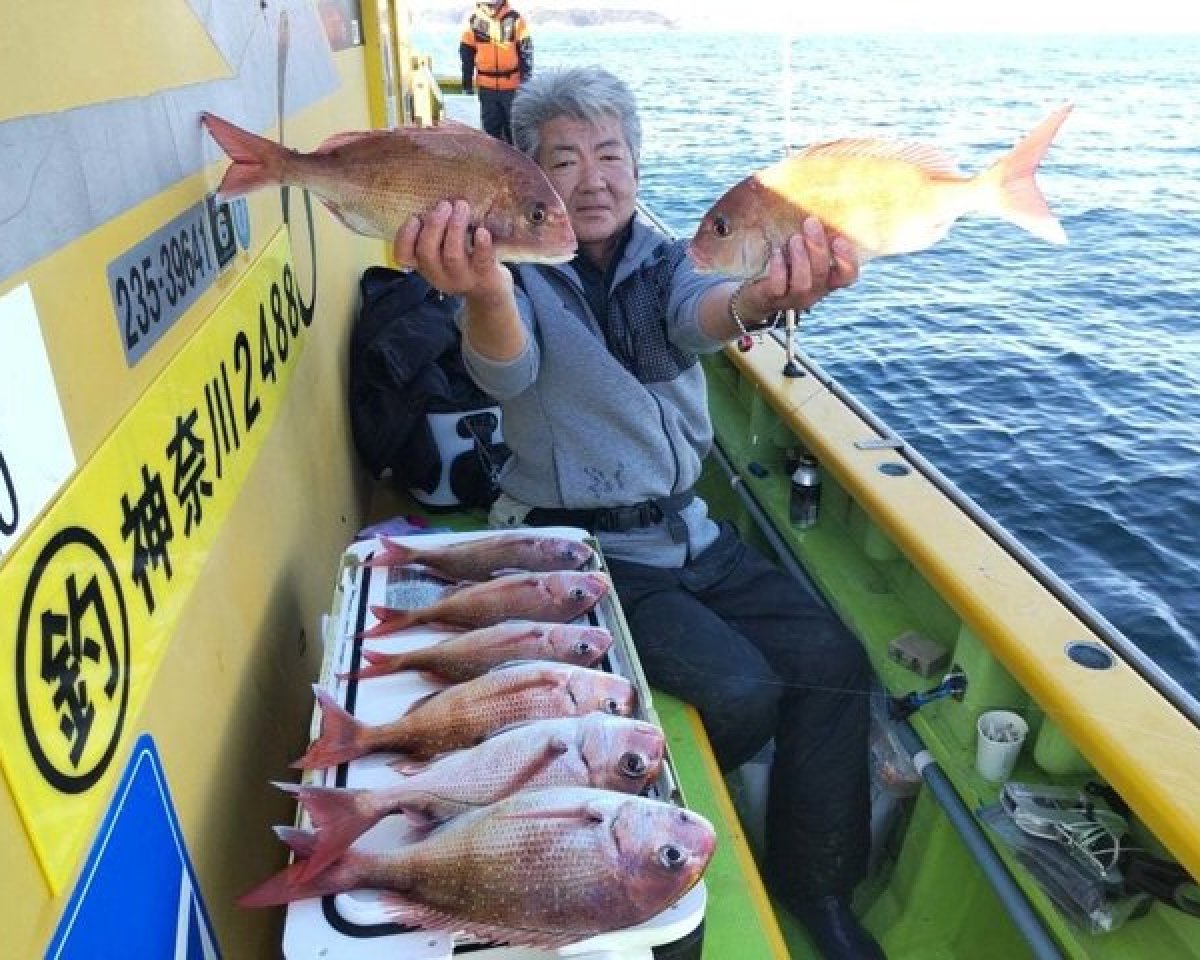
201,102,1072,276
239,531,717,949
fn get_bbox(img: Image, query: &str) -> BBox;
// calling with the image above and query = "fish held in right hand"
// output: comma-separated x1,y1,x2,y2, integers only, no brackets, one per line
199,112,576,264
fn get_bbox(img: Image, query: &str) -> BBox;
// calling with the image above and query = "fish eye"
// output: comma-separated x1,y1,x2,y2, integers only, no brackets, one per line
658,844,686,870
603,698,621,714
529,202,547,225
574,640,594,656
713,215,731,238
569,587,586,601
619,752,648,777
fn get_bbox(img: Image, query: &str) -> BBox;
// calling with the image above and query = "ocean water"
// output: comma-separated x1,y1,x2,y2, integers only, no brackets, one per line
415,27,1200,698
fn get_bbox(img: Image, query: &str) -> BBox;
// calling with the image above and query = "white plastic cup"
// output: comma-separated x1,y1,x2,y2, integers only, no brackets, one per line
975,709,1028,782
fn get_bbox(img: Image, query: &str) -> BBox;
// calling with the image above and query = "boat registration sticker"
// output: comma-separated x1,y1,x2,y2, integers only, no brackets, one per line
107,195,248,366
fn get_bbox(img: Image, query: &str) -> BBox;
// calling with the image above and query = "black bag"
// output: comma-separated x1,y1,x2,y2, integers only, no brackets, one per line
348,266,508,508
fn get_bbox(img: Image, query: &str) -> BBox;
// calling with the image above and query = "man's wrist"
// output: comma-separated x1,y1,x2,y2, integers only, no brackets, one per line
728,281,783,337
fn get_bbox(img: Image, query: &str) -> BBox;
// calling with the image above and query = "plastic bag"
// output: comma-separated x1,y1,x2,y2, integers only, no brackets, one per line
869,691,921,798
980,802,1150,934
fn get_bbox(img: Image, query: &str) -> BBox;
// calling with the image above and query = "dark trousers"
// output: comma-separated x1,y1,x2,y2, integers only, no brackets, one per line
606,523,873,905
478,88,516,143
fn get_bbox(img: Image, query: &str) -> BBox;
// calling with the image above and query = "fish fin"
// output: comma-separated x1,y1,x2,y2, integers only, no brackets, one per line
429,571,478,587
341,648,408,681
291,688,369,769
376,896,581,949
796,138,964,177
273,824,318,857
272,779,301,796
977,103,1072,245
355,536,417,569
405,688,447,712
390,757,433,775
488,566,531,578
238,831,364,908
358,605,418,638
200,112,286,199
487,662,568,691
499,800,608,825
292,785,382,879
498,734,572,791
312,130,385,153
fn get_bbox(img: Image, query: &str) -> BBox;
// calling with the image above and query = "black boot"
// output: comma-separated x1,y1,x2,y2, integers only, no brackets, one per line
793,895,885,960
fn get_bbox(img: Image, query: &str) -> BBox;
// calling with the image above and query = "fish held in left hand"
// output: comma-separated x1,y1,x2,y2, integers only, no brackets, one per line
237,786,716,950
689,104,1073,278
199,112,576,264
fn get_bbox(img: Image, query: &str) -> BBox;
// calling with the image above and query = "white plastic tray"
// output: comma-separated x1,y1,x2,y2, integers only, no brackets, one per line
282,527,706,959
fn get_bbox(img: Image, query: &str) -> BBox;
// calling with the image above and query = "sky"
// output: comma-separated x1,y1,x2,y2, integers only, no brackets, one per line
429,0,1200,33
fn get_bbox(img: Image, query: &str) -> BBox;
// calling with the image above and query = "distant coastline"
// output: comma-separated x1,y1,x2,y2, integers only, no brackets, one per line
415,5,680,29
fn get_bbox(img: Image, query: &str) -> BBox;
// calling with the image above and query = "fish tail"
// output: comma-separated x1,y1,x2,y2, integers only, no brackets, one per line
291,688,369,769
200,112,287,199
340,648,410,681
236,828,360,907
357,605,419,639
355,537,416,568
292,785,384,879
978,103,1072,245
376,536,417,567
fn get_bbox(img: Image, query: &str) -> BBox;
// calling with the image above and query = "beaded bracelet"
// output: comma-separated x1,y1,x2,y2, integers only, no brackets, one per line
728,281,786,339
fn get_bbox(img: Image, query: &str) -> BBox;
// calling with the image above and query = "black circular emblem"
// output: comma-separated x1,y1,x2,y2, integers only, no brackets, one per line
15,527,130,793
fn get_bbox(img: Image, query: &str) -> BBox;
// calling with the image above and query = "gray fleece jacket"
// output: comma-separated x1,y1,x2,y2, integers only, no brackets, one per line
461,213,730,566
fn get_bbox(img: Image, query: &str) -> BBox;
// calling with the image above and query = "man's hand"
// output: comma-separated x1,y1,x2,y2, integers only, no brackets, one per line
393,199,511,303
393,199,524,362
739,217,859,318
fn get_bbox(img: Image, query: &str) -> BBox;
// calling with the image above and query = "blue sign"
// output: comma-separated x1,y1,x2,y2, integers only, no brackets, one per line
46,735,221,960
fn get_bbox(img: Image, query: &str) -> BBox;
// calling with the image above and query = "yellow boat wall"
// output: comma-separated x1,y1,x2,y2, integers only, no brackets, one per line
0,1,416,954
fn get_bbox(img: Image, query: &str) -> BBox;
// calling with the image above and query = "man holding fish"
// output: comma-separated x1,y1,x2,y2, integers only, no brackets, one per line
395,66,883,959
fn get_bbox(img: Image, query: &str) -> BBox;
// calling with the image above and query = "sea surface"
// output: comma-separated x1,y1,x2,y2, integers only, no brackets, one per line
415,27,1200,699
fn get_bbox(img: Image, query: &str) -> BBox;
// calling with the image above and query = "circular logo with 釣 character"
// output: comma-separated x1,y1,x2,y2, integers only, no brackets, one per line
16,527,131,793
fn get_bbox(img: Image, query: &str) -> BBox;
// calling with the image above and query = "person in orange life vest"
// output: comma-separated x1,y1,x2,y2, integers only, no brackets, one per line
459,0,532,143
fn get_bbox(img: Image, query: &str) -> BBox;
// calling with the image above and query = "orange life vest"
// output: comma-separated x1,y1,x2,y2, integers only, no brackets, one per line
461,2,529,92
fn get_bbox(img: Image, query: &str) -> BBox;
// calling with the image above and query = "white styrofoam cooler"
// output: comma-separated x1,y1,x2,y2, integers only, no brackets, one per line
282,528,707,959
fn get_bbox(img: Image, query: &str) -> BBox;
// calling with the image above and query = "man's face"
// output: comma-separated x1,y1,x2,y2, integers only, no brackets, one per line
536,114,638,261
